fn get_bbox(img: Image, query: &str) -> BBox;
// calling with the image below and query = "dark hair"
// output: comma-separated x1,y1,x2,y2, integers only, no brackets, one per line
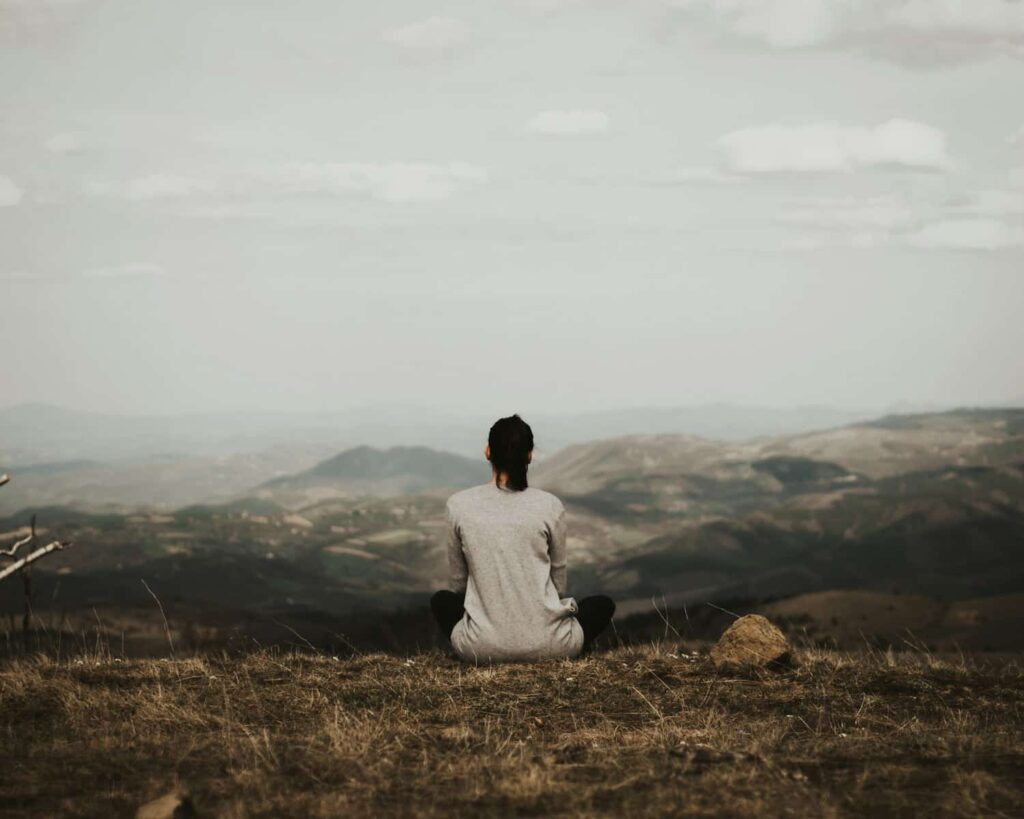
488,414,534,492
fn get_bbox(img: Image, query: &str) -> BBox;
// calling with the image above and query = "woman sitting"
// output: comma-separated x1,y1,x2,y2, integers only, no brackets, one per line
431,414,615,663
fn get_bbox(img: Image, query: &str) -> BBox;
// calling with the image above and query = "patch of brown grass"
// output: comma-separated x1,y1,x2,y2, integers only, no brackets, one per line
1,644,1022,817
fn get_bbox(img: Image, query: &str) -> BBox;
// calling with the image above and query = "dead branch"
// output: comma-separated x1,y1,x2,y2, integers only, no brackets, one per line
2,514,38,558
0,540,71,582
0,532,34,557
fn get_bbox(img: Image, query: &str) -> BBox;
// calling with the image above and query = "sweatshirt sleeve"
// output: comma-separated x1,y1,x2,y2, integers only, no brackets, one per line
445,500,468,594
547,501,569,597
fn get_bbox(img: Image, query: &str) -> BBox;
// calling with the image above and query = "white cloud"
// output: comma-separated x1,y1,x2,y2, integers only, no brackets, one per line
1010,124,1024,145
672,166,744,184
81,262,164,278
776,188,1024,252
526,110,610,135
779,235,834,251
906,188,1024,250
781,194,917,230
44,132,84,154
717,119,951,174
84,164,487,209
669,0,1024,60
775,193,917,250
907,218,1024,250
943,189,1024,217
271,162,488,203
381,17,470,50
0,175,22,206
0,0,93,43
89,174,217,201
887,0,1024,38
125,175,216,200
520,0,587,13
671,0,844,48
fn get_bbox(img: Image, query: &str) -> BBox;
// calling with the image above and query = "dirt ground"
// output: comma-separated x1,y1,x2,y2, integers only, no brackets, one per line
1,642,1022,817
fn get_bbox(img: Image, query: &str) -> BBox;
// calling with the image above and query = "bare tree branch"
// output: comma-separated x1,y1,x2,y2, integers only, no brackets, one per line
1,533,34,558
2,516,42,558
0,541,71,582
0,473,28,555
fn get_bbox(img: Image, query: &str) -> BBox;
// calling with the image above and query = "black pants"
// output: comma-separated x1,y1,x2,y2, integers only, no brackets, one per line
430,590,616,653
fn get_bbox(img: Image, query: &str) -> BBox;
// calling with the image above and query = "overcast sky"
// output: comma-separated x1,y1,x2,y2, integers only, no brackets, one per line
2,0,1023,417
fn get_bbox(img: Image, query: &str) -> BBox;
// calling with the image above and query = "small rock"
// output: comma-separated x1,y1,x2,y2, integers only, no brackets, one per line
709,614,790,671
136,788,197,819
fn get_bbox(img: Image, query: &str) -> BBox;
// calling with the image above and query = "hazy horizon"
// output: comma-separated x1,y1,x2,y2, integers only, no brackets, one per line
4,396,1019,424
3,396,1020,472
3,1,1023,417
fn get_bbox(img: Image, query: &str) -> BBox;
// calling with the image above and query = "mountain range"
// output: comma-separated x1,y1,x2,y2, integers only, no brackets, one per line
256,445,489,502
0,401,962,514
1,406,1022,653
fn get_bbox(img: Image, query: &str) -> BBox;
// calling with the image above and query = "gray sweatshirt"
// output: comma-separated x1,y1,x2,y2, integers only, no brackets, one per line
444,481,585,663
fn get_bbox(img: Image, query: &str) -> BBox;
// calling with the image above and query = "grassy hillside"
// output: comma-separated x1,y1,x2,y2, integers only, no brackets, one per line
529,409,1024,609
1,643,1021,817
3,408,1023,655
530,408,1024,502
256,445,489,506
0,447,330,515
762,590,1024,651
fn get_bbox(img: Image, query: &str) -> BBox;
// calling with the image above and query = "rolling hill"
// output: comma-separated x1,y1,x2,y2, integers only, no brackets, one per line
3,407,1023,653
0,448,330,516
255,445,490,504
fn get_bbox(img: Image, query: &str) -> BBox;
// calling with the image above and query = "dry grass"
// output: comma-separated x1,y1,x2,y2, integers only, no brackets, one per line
1,642,1022,817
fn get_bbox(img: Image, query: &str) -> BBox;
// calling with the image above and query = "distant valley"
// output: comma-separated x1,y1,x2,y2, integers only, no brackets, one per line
1,406,1022,654
0,401,887,513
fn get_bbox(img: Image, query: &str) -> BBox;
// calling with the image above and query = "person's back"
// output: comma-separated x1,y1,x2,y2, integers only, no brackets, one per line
430,413,615,664
444,481,584,663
